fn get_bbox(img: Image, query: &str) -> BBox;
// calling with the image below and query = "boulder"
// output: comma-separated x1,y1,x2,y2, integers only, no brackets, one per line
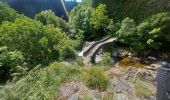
59,81,97,100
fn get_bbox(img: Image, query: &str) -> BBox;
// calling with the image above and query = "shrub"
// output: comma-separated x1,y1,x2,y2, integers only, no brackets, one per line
60,46,77,61
107,19,120,36
48,62,81,82
134,80,152,98
116,17,137,44
102,52,113,66
0,62,82,100
0,17,70,66
116,12,170,52
0,2,21,24
0,46,25,82
69,1,93,40
90,4,110,39
82,67,109,91
35,10,69,32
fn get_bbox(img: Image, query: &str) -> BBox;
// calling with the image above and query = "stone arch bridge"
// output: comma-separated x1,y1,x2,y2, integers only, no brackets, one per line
79,37,117,64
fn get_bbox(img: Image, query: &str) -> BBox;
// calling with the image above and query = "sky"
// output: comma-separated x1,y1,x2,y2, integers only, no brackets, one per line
76,0,82,2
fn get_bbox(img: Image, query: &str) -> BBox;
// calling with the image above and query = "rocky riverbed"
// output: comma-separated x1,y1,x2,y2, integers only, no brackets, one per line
58,56,160,100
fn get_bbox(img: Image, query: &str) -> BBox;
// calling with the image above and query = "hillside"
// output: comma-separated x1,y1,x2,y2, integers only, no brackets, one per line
92,0,170,22
0,0,77,19
0,0,169,100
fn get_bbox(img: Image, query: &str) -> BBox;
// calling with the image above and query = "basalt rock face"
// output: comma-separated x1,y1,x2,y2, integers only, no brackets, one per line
92,0,170,23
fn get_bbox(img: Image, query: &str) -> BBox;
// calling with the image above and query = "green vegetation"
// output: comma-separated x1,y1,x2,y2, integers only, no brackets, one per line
0,63,66,100
102,52,113,66
0,17,72,66
82,67,109,91
0,2,77,82
92,0,169,23
116,12,170,53
35,10,69,32
0,63,109,100
0,0,169,99
69,3,110,40
0,2,21,24
0,46,25,82
134,80,152,98
69,0,170,53
90,4,110,39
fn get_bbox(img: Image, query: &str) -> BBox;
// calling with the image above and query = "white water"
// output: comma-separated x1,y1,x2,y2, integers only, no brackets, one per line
78,50,84,57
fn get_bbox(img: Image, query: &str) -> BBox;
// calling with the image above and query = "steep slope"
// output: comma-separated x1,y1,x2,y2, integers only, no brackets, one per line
92,0,170,23
0,0,74,19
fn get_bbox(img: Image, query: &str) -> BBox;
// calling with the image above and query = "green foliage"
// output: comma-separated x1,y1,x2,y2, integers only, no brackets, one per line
0,62,82,100
69,2,93,40
116,17,145,51
35,10,69,32
92,0,169,23
0,17,71,66
102,52,113,66
107,19,120,36
145,12,170,50
60,45,76,61
82,67,109,91
116,18,136,42
90,4,110,39
137,12,170,50
35,10,58,26
70,3,110,40
0,46,25,82
90,4,109,29
116,12,170,52
0,2,21,24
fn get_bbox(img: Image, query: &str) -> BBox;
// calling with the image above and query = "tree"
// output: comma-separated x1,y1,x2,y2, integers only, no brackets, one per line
116,17,137,43
116,12,170,53
69,2,93,40
0,2,21,24
92,0,169,23
138,12,170,50
107,19,120,36
116,17,146,51
35,10,69,32
0,17,70,66
90,4,110,39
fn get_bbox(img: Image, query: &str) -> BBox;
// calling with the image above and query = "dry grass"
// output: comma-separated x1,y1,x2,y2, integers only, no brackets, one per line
134,80,152,98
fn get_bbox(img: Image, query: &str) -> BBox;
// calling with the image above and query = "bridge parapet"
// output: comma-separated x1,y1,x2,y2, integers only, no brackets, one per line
82,38,117,64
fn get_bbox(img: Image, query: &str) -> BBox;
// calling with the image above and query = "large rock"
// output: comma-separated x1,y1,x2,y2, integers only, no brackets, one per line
59,81,97,100
124,67,156,83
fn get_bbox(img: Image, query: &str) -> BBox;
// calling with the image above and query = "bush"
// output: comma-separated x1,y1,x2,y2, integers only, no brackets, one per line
60,46,77,61
48,62,81,82
107,19,120,36
116,17,137,44
0,2,21,24
0,46,25,82
0,62,82,100
90,4,110,39
102,52,113,66
35,10,69,32
0,17,70,66
116,12,170,53
69,1,93,40
82,67,109,91
134,80,152,98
